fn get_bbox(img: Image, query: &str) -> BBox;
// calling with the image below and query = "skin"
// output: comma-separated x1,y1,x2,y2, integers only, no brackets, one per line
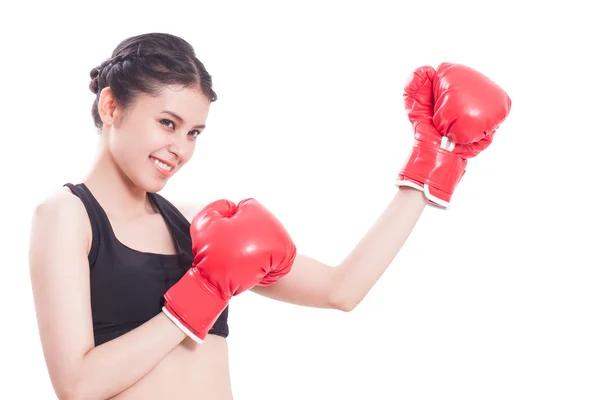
29,83,428,399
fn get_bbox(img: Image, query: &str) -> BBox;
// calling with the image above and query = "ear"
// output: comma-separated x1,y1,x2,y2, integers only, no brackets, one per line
98,87,118,126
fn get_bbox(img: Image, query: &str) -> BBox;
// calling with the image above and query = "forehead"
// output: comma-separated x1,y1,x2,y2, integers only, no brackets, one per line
135,85,211,120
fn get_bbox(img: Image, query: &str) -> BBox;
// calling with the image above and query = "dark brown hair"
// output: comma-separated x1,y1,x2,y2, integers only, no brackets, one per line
89,32,217,130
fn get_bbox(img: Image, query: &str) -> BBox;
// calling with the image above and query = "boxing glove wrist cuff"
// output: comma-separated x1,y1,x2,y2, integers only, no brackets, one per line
163,270,229,344
396,141,467,207
162,306,204,344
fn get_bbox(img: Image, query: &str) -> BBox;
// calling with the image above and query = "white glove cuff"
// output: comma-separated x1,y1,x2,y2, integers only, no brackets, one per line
162,306,204,344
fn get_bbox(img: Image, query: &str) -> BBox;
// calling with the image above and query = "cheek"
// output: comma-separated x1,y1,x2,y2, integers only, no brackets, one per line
111,123,163,160
131,122,168,152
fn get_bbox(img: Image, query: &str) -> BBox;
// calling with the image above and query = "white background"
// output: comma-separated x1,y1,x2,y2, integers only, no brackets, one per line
2,1,599,399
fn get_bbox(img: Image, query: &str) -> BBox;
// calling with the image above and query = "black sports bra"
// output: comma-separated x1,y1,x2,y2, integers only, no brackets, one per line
64,183,229,346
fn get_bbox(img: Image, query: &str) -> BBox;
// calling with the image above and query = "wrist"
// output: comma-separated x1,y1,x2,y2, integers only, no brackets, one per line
158,310,188,342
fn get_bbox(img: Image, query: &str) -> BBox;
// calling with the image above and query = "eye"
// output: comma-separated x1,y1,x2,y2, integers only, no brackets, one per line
188,130,202,138
160,119,175,129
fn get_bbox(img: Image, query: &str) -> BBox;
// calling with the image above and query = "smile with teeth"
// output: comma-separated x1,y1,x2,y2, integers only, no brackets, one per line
151,157,174,172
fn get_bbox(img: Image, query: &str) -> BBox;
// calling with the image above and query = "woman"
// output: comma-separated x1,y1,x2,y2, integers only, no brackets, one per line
28,33,510,399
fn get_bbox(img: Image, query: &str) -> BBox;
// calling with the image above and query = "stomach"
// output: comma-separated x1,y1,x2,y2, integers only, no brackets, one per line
111,335,233,400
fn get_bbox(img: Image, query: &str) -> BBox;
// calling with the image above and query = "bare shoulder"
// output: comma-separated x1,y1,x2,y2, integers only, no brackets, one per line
34,186,83,211
30,186,92,254
32,187,88,229
173,201,206,223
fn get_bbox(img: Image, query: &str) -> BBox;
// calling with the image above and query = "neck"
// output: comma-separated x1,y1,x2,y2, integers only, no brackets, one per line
83,145,152,217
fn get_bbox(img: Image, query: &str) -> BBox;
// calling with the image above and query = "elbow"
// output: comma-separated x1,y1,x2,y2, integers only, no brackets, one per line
53,378,88,400
57,386,94,400
328,269,362,312
336,300,358,313
55,386,80,400
329,290,360,312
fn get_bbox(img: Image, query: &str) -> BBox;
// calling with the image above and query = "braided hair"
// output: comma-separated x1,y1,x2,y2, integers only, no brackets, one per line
89,33,217,130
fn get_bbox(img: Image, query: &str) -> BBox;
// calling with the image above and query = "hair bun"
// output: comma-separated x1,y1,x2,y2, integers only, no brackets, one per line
90,67,100,79
89,67,100,94
89,77,99,94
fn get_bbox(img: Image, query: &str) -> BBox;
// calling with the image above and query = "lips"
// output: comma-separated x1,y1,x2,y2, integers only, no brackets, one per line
150,156,176,177
151,157,173,171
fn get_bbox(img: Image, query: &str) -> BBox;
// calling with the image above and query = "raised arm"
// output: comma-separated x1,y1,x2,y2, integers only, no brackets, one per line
29,191,186,400
251,187,426,311
252,62,511,310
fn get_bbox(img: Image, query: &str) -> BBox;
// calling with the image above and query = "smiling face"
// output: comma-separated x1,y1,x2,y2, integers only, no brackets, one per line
98,84,212,193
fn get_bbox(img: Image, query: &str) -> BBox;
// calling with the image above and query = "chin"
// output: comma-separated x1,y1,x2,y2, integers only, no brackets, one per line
145,180,169,194
131,174,169,194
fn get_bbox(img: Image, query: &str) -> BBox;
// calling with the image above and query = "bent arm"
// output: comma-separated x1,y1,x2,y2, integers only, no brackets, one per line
70,314,185,399
29,192,187,400
252,187,427,311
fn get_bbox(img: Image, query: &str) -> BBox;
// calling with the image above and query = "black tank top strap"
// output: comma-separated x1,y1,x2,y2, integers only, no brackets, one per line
148,192,191,256
63,183,102,266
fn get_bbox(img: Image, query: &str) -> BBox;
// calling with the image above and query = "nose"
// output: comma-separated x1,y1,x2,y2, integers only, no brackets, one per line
167,133,188,159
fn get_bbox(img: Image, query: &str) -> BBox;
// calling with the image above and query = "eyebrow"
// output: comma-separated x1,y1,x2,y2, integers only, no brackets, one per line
162,110,206,129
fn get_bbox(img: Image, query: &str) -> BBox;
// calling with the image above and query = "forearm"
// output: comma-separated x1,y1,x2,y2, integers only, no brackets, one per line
331,187,427,310
64,312,186,400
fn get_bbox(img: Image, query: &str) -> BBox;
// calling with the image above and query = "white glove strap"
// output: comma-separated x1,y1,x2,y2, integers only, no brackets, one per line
440,136,455,152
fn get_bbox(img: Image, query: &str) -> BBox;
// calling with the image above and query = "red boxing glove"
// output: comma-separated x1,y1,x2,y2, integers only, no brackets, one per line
163,198,296,343
396,62,511,207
